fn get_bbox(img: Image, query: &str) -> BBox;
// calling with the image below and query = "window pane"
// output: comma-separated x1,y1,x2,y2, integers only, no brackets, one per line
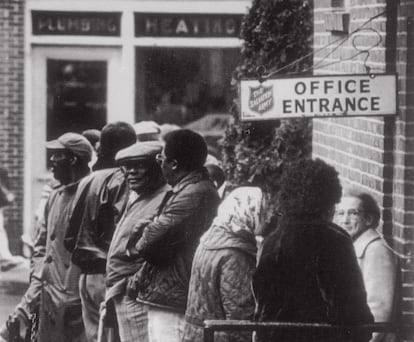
46,59,107,165
47,59,107,139
135,47,240,125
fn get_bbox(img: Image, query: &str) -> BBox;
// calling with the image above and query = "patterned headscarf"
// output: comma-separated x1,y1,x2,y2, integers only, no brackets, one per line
213,186,264,236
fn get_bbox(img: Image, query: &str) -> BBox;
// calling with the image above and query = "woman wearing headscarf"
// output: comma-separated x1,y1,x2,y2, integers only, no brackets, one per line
182,187,266,342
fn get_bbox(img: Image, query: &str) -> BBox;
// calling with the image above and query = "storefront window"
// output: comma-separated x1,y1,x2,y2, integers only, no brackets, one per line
46,59,107,164
135,48,240,125
47,59,107,138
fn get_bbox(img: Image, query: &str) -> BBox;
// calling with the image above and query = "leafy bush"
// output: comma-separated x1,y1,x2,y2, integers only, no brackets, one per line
222,0,313,216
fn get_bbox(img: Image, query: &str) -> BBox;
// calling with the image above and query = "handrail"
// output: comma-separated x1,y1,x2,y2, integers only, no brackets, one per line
203,320,414,342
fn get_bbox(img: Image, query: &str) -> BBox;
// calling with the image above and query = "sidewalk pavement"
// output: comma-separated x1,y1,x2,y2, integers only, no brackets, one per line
0,259,30,324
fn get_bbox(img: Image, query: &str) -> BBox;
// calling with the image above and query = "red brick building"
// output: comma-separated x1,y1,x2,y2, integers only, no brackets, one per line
313,0,414,329
0,0,25,254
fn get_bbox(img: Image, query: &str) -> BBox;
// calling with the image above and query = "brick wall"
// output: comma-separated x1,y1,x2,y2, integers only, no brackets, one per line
313,0,414,330
0,0,25,254
397,1,414,327
313,0,393,226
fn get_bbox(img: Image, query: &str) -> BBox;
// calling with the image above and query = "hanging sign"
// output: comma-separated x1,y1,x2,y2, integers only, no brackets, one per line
240,74,397,121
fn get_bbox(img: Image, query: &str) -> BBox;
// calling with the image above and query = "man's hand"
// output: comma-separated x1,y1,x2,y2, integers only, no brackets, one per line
125,219,152,258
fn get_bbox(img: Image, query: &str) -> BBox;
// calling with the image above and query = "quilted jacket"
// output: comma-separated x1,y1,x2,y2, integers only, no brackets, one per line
134,168,220,311
182,224,257,342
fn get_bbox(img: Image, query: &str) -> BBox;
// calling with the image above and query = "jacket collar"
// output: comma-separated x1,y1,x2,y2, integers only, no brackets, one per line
353,228,381,258
57,178,83,194
171,167,209,194
201,224,257,257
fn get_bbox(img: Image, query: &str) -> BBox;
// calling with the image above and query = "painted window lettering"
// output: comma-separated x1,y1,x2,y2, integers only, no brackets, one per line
143,16,239,36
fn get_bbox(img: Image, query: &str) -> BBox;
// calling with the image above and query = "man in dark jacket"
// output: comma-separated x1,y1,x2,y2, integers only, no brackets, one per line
130,129,220,342
64,122,136,342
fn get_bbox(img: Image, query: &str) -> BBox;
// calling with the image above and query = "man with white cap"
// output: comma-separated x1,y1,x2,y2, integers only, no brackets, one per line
0,132,93,342
133,121,161,142
104,141,169,342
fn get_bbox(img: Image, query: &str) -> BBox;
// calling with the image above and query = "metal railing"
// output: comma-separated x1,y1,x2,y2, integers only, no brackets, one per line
203,320,414,342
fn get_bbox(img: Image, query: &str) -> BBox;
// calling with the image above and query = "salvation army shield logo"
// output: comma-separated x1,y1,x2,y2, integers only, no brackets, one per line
249,85,274,114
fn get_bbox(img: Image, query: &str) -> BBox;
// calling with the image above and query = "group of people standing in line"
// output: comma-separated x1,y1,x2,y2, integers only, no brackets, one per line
0,120,399,342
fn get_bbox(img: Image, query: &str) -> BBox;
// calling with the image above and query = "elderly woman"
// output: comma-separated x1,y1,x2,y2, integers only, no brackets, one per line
253,158,373,342
335,189,399,342
182,187,266,342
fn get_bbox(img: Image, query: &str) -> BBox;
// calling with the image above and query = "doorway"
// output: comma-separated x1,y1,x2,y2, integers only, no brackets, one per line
26,46,122,244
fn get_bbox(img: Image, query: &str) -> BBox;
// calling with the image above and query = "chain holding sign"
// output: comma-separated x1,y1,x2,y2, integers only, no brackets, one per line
239,74,397,121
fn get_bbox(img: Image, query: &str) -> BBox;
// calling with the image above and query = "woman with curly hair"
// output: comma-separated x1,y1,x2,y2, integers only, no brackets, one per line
253,158,373,342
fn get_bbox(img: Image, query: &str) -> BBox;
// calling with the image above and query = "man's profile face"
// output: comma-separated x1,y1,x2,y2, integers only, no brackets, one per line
50,149,73,184
334,196,370,240
156,149,175,185
122,159,155,193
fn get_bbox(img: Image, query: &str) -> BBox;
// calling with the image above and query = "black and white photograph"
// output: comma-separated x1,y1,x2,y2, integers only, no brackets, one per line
0,0,413,341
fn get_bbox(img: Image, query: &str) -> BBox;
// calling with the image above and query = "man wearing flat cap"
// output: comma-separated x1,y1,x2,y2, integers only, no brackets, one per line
133,120,161,142
0,132,93,342
104,141,169,342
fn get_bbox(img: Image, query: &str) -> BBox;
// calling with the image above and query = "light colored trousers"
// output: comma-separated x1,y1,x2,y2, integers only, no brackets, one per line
147,307,185,342
79,273,106,342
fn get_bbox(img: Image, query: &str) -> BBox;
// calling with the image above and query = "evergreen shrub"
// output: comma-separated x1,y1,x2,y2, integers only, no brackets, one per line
222,0,314,217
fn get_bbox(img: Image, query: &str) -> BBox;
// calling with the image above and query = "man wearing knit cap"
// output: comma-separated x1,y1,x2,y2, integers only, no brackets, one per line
64,122,136,342
103,141,169,342
0,132,93,342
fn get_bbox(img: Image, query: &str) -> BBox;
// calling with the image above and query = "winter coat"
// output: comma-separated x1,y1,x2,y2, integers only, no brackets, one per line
253,220,374,342
182,224,256,342
134,168,220,312
105,183,169,300
34,181,86,342
354,228,400,342
64,168,128,274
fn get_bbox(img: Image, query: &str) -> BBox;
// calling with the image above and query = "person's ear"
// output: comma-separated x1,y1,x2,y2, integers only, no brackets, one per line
364,213,374,227
70,156,77,165
170,159,178,170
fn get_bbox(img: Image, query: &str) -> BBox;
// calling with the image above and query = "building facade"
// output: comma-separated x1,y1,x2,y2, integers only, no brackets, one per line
313,0,414,328
0,0,25,255
1,0,413,332
0,0,249,254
